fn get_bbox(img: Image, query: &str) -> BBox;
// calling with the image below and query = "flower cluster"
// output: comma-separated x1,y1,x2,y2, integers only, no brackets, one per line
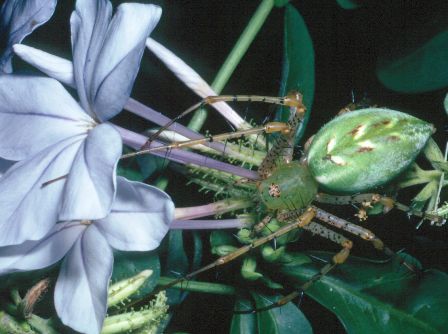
0,1,175,333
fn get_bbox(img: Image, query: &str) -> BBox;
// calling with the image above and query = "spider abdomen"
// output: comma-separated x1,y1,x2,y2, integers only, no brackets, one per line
306,108,434,193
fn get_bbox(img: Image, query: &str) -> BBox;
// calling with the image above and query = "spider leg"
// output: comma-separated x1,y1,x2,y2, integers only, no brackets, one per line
127,208,317,310
235,222,353,314
121,122,290,159
252,214,273,235
312,206,420,273
258,92,306,179
315,193,446,225
239,204,421,314
146,94,304,148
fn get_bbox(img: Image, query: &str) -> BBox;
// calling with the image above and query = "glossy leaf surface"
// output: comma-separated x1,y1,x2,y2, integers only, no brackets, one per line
377,29,448,93
111,251,160,301
276,4,314,144
231,293,313,334
281,252,448,334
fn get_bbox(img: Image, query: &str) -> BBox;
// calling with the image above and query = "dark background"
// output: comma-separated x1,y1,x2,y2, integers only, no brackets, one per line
15,1,448,333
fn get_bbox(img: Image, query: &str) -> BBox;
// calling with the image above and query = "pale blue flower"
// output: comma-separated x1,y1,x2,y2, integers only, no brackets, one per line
0,0,162,246
0,0,57,73
0,0,57,174
0,177,174,334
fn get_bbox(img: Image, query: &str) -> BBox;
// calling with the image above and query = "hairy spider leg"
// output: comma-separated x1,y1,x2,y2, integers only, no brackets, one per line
315,193,446,225
243,204,418,314
121,122,291,159
144,93,305,148
236,221,353,314
125,208,317,310
258,92,306,178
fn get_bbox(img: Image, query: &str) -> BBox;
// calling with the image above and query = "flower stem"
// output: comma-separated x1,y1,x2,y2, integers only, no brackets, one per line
188,0,275,131
174,198,252,220
0,311,35,334
157,277,236,295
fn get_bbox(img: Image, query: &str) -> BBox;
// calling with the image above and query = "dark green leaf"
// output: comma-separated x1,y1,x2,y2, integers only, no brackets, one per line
116,165,145,182
137,154,167,179
252,293,313,334
230,297,258,334
111,251,160,300
274,0,290,7
281,251,448,334
377,29,448,93
276,4,315,144
444,93,448,115
336,0,363,10
210,230,238,248
191,231,203,271
162,231,189,305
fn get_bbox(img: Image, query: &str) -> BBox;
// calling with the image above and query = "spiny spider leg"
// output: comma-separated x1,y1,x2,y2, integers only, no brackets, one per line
241,205,420,314
252,214,273,235
280,206,419,272
121,122,291,159
126,208,317,310
315,193,446,225
145,93,306,148
258,92,306,178
235,222,353,314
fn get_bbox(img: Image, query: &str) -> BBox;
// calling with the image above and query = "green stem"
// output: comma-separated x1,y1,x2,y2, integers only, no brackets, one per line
27,315,59,334
398,170,442,188
10,289,21,305
157,277,236,295
0,311,35,334
188,0,275,131
154,176,169,191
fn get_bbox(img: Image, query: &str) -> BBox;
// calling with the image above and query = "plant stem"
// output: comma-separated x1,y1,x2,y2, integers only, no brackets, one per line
157,277,236,295
27,315,59,334
174,198,252,220
0,311,35,334
188,0,275,131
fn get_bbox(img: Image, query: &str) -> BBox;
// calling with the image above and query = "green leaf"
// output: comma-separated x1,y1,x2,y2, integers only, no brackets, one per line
111,251,160,301
162,231,189,305
231,297,258,334
276,4,315,144
241,256,263,280
136,154,167,179
377,29,448,93
211,230,238,248
281,251,448,334
444,93,448,115
274,0,290,7
252,293,313,334
336,0,363,10
116,165,145,182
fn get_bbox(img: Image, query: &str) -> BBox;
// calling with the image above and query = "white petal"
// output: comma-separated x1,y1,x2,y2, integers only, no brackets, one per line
0,0,57,73
89,4,161,121
146,38,247,128
0,136,85,246
13,44,75,86
59,124,122,221
0,75,93,160
95,177,173,251
70,0,112,117
55,226,112,334
0,222,84,275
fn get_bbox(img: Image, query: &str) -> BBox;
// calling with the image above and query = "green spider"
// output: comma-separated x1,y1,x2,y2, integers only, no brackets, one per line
127,92,445,311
